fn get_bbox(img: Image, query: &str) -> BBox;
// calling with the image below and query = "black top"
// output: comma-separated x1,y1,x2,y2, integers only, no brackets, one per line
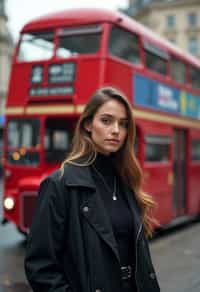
91,153,135,267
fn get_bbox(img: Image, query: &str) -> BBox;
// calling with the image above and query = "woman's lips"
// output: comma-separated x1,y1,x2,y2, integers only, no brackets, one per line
105,139,120,144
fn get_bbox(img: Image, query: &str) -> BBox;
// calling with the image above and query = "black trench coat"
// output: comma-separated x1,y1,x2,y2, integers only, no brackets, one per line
24,162,160,292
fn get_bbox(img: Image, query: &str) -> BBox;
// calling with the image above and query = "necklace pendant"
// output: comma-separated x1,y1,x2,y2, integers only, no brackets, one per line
112,195,117,201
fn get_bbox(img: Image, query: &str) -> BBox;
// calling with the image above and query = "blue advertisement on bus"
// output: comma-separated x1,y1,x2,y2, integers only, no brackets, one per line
133,74,200,120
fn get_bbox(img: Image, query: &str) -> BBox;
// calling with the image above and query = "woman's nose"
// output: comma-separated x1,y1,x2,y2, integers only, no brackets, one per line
112,122,119,133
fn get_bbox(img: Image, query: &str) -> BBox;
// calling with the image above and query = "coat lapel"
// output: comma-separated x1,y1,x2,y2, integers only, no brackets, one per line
63,162,120,263
80,188,120,263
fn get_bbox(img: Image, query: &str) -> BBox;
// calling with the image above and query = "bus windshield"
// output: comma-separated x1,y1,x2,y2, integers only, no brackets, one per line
7,118,40,166
17,25,102,62
17,31,54,62
56,25,102,58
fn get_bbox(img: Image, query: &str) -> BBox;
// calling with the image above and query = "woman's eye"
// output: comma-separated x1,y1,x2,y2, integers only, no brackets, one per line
101,118,111,125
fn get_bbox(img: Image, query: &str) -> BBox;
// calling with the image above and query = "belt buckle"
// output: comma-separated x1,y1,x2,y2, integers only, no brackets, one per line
121,265,132,280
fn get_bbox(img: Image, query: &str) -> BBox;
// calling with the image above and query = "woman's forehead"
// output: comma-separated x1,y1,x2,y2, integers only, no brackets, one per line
96,99,128,118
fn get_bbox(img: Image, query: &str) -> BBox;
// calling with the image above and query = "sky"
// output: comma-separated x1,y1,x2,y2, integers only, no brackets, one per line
6,0,129,41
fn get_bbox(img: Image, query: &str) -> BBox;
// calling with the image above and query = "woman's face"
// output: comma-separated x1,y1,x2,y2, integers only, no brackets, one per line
86,99,128,155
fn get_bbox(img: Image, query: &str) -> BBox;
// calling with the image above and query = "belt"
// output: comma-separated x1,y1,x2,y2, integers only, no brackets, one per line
120,265,132,280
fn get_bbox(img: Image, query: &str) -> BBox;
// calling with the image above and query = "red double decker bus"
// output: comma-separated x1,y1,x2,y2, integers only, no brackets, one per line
2,8,200,234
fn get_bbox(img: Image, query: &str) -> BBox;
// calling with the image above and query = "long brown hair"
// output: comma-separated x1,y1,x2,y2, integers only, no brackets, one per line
61,87,157,237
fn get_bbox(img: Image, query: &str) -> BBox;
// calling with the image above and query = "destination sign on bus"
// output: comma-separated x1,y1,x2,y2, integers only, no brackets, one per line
31,65,43,84
48,63,75,83
29,86,73,97
30,62,75,85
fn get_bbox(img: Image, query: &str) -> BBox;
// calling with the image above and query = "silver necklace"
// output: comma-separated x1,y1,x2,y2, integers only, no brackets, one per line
93,166,117,201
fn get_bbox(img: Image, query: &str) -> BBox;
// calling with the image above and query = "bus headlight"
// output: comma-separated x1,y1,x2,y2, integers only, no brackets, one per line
4,196,15,211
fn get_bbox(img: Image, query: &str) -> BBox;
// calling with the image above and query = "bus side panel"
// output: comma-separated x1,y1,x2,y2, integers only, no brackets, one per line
76,58,105,104
188,130,200,216
104,58,133,101
7,58,103,107
6,63,31,107
144,163,173,225
189,165,200,215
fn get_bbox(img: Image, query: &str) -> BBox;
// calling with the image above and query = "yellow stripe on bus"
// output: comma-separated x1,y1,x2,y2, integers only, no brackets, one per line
5,107,24,115
76,105,85,113
5,105,200,129
26,105,76,114
133,108,200,129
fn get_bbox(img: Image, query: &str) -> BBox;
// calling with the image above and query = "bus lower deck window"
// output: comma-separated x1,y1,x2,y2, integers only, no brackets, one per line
145,135,171,162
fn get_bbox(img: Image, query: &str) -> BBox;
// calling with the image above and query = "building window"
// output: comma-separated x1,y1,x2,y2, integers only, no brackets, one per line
188,37,198,55
166,15,175,29
142,0,151,5
188,12,197,27
168,38,176,44
0,0,6,16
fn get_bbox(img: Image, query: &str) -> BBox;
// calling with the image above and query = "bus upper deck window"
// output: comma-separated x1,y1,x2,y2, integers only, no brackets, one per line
190,66,200,90
145,52,168,75
171,57,186,83
17,31,54,62
56,25,102,58
108,26,140,64
144,41,169,75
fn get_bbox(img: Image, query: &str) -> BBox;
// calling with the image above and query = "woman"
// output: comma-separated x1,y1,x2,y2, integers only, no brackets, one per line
25,87,160,292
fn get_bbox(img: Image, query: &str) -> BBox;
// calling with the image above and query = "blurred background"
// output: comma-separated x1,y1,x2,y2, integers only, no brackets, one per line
0,1,200,292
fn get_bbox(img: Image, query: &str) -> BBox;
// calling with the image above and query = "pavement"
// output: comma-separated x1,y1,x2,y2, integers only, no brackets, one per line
150,221,200,292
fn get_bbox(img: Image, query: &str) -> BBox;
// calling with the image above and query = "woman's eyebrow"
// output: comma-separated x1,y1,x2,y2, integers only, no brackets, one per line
100,113,128,120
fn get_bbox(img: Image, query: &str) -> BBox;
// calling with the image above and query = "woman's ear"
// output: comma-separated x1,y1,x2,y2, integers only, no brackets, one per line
84,121,92,133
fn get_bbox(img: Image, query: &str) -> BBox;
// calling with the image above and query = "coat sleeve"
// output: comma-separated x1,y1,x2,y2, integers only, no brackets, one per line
24,176,72,292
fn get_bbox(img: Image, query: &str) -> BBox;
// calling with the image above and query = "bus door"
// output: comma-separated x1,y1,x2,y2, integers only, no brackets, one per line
173,129,187,217
141,122,173,226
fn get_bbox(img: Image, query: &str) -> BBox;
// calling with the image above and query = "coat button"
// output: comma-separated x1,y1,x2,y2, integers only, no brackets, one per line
83,206,89,212
149,272,156,280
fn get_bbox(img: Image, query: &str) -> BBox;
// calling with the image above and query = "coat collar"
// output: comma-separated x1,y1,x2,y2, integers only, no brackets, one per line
63,160,142,230
63,161,96,190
